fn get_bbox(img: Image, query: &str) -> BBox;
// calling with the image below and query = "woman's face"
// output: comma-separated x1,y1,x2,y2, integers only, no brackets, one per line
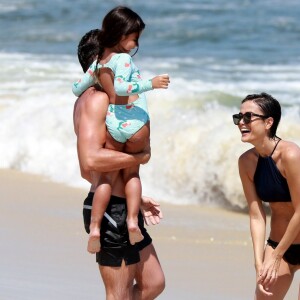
237,100,269,144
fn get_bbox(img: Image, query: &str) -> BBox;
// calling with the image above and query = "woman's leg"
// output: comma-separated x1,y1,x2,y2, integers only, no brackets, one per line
255,245,295,300
133,243,165,300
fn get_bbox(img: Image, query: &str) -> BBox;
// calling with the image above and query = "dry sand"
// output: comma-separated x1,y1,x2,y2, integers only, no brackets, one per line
0,169,299,299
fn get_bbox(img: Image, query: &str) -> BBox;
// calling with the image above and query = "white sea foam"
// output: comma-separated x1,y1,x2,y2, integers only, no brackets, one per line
1,52,300,209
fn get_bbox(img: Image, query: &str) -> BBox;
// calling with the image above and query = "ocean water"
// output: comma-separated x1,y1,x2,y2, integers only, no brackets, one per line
1,0,300,209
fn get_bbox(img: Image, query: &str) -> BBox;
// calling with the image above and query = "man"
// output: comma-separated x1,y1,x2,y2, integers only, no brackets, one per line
73,29,165,299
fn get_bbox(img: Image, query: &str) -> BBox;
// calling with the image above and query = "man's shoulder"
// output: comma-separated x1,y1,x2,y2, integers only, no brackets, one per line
79,87,109,108
74,87,109,124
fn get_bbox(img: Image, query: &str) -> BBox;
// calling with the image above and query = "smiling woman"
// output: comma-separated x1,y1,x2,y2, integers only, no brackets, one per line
235,92,300,299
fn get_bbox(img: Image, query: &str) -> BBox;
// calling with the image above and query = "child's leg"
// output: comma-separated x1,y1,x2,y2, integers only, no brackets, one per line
123,122,150,245
123,165,144,245
88,135,124,254
88,172,115,254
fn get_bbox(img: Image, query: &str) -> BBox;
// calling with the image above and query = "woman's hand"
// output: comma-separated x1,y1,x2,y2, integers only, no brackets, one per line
255,265,274,296
141,196,163,226
257,253,282,290
256,283,274,297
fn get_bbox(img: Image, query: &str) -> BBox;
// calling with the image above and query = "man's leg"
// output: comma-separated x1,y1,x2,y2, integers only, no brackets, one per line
100,260,137,300
133,243,165,300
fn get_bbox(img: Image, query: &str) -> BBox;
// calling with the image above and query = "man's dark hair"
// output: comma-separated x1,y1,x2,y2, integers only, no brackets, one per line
77,29,100,72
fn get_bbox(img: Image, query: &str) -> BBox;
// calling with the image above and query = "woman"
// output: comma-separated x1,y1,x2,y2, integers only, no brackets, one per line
233,92,300,299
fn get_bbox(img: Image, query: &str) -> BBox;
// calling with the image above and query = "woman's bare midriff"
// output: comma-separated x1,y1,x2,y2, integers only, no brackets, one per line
269,202,300,243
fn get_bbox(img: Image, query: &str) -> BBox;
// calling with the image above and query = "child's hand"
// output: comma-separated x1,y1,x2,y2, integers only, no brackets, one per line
151,74,170,89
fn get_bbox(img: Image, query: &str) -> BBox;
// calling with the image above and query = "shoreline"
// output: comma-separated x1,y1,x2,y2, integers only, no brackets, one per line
0,169,299,299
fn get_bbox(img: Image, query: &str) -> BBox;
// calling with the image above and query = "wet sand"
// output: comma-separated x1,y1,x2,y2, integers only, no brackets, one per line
0,169,299,299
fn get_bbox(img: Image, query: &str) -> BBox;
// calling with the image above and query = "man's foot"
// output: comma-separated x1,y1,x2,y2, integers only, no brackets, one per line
87,228,100,253
127,219,144,245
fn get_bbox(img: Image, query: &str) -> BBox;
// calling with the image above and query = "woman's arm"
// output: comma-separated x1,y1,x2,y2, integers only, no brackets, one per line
258,143,300,290
239,152,266,271
239,152,273,295
259,143,300,288
274,143,300,253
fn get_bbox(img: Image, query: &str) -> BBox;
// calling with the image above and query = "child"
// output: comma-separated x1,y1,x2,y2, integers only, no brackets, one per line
72,6,170,252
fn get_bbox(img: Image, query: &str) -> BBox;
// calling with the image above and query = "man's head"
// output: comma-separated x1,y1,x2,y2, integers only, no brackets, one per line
77,29,100,72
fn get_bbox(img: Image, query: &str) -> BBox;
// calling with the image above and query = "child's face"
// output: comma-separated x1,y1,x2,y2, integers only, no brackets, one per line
120,32,141,53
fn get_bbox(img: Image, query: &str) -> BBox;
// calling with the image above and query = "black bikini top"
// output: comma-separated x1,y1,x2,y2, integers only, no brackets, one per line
254,139,291,203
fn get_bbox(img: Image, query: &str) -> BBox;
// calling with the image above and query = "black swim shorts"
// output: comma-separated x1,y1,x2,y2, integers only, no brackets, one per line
83,192,152,266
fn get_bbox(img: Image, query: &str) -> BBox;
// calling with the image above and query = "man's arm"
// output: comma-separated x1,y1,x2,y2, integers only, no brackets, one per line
76,89,150,173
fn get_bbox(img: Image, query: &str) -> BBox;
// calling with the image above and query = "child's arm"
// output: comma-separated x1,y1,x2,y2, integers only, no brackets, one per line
72,54,170,97
113,53,153,96
72,60,98,97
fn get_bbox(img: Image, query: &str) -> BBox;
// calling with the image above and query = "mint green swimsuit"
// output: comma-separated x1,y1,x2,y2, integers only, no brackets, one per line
72,53,153,143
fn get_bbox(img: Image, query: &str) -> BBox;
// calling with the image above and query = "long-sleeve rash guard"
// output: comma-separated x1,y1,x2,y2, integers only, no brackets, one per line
72,53,153,97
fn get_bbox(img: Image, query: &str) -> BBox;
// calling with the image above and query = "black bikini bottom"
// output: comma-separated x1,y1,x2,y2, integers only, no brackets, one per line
267,238,300,265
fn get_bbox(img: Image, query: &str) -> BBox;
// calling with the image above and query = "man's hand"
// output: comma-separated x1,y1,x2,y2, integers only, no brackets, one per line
141,196,163,226
138,143,151,165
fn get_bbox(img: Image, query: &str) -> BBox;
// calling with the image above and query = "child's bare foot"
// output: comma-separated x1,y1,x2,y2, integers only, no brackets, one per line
127,219,144,245
87,228,100,253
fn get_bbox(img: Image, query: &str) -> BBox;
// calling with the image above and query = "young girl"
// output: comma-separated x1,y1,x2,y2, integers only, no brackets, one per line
72,6,170,252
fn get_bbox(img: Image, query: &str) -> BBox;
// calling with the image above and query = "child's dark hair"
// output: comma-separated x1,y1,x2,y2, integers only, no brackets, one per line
97,6,145,59
241,92,281,139
77,29,100,72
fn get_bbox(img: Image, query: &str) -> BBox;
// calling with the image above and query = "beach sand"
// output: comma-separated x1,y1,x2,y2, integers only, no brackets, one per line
0,169,299,300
